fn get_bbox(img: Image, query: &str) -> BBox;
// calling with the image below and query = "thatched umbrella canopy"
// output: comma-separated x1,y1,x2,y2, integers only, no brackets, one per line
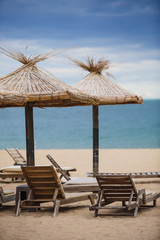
71,57,143,176
0,48,99,166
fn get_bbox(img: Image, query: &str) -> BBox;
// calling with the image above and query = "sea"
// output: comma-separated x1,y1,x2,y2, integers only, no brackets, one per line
0,100,160,149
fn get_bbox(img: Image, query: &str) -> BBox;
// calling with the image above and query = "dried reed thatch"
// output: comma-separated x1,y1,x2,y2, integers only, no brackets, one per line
0,47,99,108
71,57,143,105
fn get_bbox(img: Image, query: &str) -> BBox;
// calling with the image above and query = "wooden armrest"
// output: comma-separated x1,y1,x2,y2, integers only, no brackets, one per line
138,188,145,195
138,188,146,204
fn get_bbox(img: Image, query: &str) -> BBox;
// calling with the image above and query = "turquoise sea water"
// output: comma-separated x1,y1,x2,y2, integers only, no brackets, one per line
0,100,160,149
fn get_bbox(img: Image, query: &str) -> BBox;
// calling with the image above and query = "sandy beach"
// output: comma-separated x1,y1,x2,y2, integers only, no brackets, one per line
0,149,160,240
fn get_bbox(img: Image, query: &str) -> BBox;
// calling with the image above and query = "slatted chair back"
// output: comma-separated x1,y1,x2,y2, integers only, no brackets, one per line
6,148,26,165
96,175,138,202
46,154,71,181
21,166,66,200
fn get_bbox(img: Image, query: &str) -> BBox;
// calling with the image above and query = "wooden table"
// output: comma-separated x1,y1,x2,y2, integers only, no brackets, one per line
15,184,29,213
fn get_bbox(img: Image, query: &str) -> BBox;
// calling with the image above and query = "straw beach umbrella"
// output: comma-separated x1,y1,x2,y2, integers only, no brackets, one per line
72,57,143,176
0,48,99,166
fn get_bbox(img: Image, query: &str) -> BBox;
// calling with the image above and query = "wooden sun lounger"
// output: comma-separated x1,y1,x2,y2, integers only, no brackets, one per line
89,175,160,217
46,154,76,181
0,172,23,179
6,148,26,166
0,187,16,206
16,166,96,217
87,172,160,178
0,167,24,183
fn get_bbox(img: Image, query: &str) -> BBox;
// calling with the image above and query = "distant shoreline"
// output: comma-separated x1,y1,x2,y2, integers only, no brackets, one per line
1,148,160,173
1,148,160,150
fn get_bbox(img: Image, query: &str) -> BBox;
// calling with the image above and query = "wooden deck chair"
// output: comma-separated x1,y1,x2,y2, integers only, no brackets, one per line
46,154,71,181
0,187,15,206
6,148,26,166
89,175,160,217
16,166,96,217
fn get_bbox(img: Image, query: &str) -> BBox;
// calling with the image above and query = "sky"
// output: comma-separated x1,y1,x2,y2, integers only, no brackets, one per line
0,0,160,99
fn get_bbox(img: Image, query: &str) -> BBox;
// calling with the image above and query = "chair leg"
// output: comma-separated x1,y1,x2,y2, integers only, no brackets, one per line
133,193,142,218
94,190,103,218
94,209,98,217
133,205,139,217
16,199,21,217
16,191,22,217
53,200,60,218
134,198,140,217
88,195,95,205
153,200,156,207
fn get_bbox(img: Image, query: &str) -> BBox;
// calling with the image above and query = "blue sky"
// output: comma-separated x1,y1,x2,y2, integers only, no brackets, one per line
0,0,160,99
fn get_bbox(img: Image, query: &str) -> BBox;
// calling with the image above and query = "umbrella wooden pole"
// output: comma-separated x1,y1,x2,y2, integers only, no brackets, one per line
25,103,35,166
93,105,99,176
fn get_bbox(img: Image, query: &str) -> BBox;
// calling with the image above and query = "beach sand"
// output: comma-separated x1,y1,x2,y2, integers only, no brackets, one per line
0,149,160,240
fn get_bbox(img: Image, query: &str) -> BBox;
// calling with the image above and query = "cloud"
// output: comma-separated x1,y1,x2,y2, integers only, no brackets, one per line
122,81,160,99
0,37,160,99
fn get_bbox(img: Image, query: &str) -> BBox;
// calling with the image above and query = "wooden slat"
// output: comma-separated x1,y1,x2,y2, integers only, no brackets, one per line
100,184,132,188
98,179,131,184
28,179,56,185
23,168,53,172
104,197,137,201
24,199,53,202
33,192,54,196
90,206,127,210
32,192,55,197
24,173,54,178
98,181,131,184
32,186,57,190
103,189,134,193
97,176,130,180
100,185,133,189
22,206,53,209
30,182,58,188
34,195,59,200
23,169,53,173
23,166,52,170
103,193,136,198
33,189,57,194
11,156,22,159
28,177,56,182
